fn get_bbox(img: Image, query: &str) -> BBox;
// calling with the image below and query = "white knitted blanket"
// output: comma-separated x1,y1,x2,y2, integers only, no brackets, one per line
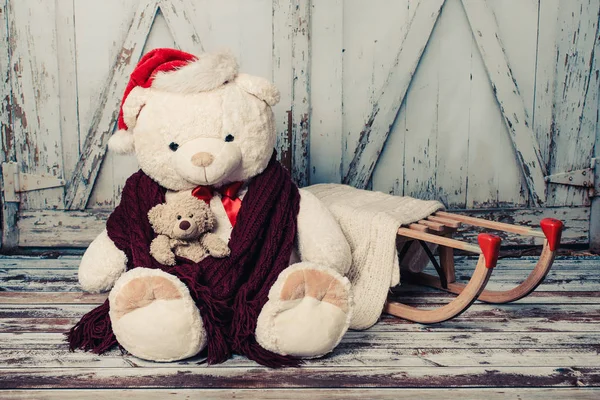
306,184,444,330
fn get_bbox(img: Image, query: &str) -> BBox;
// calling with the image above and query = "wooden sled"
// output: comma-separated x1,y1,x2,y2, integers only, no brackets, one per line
384,212,564,324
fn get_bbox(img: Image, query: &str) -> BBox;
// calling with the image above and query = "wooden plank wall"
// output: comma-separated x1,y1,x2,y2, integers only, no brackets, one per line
7,0,63,211
1,0,599,249
369,0,536,208
0,0,18,249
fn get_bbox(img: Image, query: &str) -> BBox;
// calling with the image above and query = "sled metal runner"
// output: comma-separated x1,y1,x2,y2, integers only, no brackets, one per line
385,213,564,324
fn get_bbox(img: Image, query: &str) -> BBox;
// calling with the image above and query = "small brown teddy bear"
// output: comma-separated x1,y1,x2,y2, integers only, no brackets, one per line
147,194,231,265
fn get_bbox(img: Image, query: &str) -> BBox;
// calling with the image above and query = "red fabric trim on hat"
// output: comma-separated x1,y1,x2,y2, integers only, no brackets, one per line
117,48,197,131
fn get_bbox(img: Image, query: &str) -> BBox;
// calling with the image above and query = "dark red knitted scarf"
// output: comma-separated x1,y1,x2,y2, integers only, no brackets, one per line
67,155,301,367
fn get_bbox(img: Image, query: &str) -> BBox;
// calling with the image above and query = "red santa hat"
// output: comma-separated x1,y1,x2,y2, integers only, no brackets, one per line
109,48,239,153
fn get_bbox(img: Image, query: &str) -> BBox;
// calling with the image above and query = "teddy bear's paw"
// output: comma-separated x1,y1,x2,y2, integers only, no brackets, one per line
150,235,177,266
78,230,128,293
202,233,231,258
255,262,352,358
108,268,206,362
209,243,231,258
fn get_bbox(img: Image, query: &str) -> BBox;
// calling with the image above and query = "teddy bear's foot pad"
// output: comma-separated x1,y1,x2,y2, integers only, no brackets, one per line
255,263,352,358
108,268,207,362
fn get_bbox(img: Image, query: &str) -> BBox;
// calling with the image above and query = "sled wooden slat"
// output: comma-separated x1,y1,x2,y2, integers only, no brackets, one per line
435,211,546,238
417,219,446,232
397,227,482,254
427,215,461,228
408,223,430,233
393,212,564,327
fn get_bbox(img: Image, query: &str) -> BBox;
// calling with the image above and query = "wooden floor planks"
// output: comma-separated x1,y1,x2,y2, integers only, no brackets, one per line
0,255,599,398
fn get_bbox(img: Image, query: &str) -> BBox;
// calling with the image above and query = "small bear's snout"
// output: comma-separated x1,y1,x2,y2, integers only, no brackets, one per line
191,152,214,167
179,220,191,231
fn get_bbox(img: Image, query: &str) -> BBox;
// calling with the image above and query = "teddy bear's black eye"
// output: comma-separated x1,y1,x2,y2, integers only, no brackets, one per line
177,215,182,220
189,214,194,218
225,134,234,142
169,142,179,151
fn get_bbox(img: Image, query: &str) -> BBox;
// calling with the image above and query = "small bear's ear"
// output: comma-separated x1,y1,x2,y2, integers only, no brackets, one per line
234,73,280,106
147,203,170,234
190,199,215,231
108,86,150,154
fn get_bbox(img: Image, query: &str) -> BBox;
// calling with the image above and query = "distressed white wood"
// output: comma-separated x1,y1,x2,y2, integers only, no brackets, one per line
3,0,598,248
272,0,294,171
159,0,203,54
533,0,560,167
290,0,311,186
65,0,159,210
426,0,471,208
75,0,141,210
0,365,599,388
343,0,445,189
450,206,590,246
401,8,440,201
2,334,600,369
3,302,600,334
5,254,600,294
462,0,547,207
342,0,383,179
487,0,539,208
8,0,64,211
55,0,80,184
547,0,600,207
488,0,538,122
0,0,18,250
465,28,510,208
1,251,599,393
592,89,600,251
17,210,109,247
108,6,174,206
464,1,534,209
5,264,599,283
2,330,600,353
14,206,589,248
369,1,414,196
235,0,273,80
2,389,599,400
309,0,343,184
3,255,599,272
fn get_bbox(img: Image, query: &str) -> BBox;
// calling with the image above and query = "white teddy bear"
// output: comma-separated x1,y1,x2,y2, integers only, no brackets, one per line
71,49,353,365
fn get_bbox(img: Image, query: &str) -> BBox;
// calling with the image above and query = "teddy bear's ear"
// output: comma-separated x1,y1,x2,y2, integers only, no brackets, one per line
108,86,150,154
234,73,280,106
147,203,170,234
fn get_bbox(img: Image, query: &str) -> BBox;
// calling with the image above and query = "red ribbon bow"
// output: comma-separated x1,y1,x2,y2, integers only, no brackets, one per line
192,181,244,227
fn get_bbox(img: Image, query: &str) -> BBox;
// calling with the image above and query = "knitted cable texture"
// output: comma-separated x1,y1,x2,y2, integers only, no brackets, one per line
306,184,444,330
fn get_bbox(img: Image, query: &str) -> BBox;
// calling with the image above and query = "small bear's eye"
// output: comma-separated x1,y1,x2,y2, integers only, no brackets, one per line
169,142,179,151
225,134,234,142
189,214,194,218
176,215,182,220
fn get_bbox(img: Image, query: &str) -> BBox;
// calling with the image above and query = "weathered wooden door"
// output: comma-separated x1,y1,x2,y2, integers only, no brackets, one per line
1,0,599,251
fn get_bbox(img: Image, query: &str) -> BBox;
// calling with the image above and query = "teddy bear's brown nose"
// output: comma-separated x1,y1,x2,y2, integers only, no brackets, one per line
191,152,214,167
179,220,191,230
